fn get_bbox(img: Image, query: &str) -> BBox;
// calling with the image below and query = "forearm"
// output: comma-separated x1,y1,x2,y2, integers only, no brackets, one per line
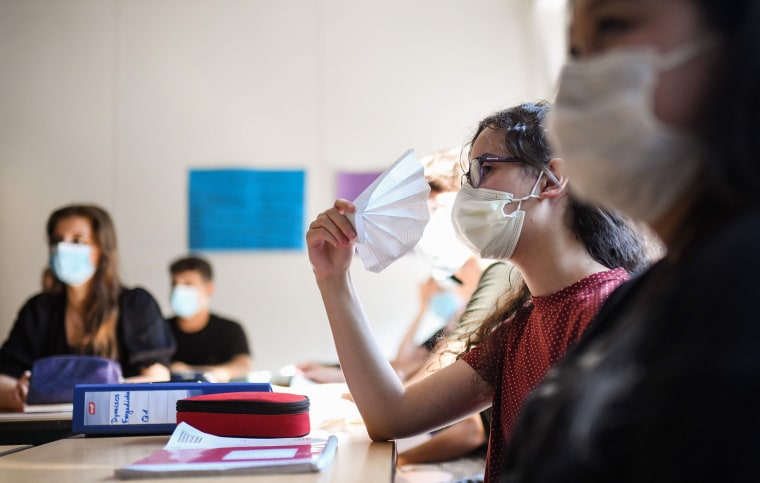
172,354,252,380
394,279,437,364
391,346,429,383
397,414,487,466
205,355,253,382
0,374,24,411
317,273,410,440
220,354,253,379
125,363,171,383
393,310,426,363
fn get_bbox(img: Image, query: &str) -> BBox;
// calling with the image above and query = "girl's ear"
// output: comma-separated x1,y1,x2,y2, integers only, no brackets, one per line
539,158,568,199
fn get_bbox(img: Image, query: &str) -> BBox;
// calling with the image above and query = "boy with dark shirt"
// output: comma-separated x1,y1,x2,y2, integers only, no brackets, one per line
167,256,252,382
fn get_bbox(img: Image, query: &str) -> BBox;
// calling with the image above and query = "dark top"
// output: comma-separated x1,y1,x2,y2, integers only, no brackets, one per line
501,210,760,483
0,287,175,378
167,314,250,366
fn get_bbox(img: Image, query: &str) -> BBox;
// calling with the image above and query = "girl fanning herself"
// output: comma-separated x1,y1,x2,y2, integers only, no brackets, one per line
307,102,648,482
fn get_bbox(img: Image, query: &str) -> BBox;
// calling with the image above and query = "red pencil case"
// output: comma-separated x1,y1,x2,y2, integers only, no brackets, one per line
176,392,310,438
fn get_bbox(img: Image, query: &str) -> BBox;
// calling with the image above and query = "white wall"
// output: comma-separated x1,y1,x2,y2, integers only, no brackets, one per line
0,0,563,373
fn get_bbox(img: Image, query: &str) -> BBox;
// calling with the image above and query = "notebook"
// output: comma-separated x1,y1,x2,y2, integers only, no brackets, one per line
115,422,338,479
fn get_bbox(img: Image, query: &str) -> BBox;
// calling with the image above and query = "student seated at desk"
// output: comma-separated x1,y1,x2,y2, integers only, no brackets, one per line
0,204,175,411
306,102,651,482
166,255,252,382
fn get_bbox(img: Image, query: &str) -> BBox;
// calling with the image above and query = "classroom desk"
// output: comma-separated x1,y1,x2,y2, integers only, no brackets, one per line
0,445,31,457
0,410,73,445
0,383,396,481
0,424,396,482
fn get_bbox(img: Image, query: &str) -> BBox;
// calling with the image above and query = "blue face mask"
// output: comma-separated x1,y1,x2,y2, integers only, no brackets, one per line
429,291,462,321
171,285,201,318
49,242,96,287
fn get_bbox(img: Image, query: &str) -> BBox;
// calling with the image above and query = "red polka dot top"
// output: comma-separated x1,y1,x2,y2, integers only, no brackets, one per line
462,267,629,482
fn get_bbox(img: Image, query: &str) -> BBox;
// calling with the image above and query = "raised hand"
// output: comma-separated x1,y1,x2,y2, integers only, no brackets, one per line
306,199,358,281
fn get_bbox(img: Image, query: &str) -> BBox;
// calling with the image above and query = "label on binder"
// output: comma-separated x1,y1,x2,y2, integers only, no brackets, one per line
72,382,271,434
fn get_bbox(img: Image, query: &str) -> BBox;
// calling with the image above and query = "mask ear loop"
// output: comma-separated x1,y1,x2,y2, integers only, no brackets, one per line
542,166,561,186
512,171,548,212
658,35,719,71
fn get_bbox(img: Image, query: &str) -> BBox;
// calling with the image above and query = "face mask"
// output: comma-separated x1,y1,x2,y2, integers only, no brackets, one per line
49,242,96,287
429,290,462,320
451,174,542,260
547,38,716,223
171,285,201,318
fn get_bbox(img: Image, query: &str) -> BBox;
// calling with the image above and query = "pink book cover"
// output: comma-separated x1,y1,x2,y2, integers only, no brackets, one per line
116,437,338,478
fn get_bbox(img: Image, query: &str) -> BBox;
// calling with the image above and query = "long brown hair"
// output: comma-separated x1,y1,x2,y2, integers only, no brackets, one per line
456,102,650,358
47,204,121,359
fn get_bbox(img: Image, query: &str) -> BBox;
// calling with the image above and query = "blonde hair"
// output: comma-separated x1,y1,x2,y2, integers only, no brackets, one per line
420,147,462,193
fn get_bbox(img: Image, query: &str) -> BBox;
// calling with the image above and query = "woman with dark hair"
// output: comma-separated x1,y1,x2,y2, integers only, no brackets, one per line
0,204,175,410
498,1,760,482
306,101,650,482
455,102,648,357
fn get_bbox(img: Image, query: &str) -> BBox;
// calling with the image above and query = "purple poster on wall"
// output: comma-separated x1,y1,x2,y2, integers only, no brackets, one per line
336,171,382,201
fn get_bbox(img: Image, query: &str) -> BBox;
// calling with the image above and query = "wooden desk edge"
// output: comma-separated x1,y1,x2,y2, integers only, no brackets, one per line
0,444,33,457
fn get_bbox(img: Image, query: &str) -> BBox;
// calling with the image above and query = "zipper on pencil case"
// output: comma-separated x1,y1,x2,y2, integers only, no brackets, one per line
176,397,310,415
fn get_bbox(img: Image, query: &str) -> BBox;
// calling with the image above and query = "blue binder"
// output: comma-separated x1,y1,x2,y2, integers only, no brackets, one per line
72,381,272,434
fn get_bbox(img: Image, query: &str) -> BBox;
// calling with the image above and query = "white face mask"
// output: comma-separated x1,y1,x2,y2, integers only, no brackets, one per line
451,174,542,260
547,38,715,223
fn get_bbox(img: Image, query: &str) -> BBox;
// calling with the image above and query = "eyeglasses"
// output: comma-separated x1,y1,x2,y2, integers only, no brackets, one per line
464,155,561,188
465,155,521,188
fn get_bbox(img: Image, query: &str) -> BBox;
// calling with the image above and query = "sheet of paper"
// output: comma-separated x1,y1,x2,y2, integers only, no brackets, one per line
23,402,73,413
165,422,329,449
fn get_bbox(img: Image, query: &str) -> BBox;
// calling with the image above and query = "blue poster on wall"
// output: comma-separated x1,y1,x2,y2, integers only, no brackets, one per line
188,168,306,250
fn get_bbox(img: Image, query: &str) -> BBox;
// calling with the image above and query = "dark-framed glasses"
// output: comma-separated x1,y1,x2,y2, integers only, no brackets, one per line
465,155,561,188
465,155,521,188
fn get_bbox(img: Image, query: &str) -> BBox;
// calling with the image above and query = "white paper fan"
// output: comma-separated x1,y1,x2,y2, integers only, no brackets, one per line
347,149,431,273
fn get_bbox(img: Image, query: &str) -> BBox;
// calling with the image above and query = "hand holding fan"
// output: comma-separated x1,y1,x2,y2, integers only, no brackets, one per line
347,149,431,273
